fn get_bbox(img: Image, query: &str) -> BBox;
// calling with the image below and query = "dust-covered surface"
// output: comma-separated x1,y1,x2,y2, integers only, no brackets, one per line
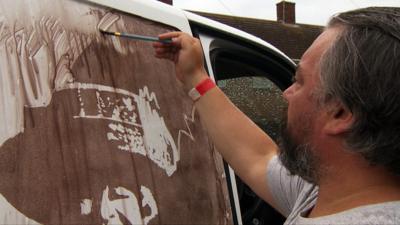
0,0,232,224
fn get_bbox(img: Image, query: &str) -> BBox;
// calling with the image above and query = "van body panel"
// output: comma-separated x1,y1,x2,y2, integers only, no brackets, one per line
0,0,234,224
86,0,192,32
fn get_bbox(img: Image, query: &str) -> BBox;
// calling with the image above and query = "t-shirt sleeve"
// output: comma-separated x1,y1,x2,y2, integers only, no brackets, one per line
266,155,310,217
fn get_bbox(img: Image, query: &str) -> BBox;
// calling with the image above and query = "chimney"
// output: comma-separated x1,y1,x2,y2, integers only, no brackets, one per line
276,1,295,24
158,0,173,5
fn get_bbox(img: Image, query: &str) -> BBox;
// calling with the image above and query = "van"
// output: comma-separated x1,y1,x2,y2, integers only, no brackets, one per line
0,0,295,224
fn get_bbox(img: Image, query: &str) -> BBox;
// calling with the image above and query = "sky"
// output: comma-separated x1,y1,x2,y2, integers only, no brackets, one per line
172,0,400,26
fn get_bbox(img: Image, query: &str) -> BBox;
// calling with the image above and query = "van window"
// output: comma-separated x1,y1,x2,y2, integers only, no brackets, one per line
213,56,288,225
204,37,293,225
210,46,289,142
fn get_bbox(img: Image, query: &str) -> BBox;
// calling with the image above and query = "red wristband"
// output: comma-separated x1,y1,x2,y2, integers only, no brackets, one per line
188,78,216,101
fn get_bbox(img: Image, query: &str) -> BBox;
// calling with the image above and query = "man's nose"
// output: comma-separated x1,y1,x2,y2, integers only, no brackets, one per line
283,84,294,101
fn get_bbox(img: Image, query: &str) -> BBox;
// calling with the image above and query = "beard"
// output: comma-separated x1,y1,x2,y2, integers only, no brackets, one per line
277,114,321,184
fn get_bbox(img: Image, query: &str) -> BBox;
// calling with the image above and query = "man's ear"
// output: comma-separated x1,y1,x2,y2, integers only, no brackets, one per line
323,101,353,135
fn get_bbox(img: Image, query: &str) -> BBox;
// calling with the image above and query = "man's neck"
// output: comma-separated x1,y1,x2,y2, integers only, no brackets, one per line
308,158,400,218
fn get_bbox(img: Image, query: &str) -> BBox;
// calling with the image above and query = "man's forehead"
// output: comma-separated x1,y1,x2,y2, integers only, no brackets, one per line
297,28,340,75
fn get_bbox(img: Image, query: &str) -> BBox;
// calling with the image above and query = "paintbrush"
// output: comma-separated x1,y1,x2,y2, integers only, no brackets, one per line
99,28,172,44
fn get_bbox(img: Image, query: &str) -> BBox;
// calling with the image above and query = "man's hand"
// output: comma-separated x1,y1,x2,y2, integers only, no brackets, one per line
153,32,208,91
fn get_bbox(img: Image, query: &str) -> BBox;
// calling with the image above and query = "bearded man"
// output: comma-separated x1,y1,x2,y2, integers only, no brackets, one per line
153,7,400,225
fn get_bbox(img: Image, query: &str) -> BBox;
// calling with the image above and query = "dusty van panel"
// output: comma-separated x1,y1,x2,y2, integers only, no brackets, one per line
0,0,232,224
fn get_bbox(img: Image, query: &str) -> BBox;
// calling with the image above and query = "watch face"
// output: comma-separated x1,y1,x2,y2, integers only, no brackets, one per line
0,0,232,224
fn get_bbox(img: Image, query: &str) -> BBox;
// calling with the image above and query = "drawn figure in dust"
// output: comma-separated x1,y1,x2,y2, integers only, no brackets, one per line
99,186,158,225
0,6,178,225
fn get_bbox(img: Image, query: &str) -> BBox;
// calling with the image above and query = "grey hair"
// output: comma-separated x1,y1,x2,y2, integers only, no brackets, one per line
319,7,400,175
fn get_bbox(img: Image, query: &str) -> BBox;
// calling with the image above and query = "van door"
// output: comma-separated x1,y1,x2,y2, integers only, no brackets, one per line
190,20,295,225
0,0,233,224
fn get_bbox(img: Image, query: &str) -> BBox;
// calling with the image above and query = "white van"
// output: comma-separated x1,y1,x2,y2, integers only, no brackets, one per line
0,0,295,224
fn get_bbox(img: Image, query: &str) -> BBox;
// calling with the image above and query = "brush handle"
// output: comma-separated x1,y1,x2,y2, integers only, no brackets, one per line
100,29,172,44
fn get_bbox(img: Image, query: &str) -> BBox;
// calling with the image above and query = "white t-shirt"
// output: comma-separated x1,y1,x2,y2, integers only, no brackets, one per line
267,156,400,225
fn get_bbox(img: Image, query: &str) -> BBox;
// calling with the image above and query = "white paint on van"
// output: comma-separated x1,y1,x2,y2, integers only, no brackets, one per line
101,186,142,225
141,186,158,225
0,15,89,148
100,185,158,225
0,194,40,224
135,87,178,176
65,82,183,176
80,199,93,215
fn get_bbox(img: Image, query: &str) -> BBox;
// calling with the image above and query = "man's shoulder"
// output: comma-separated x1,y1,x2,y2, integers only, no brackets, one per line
267,155,319,217
293,201,400,225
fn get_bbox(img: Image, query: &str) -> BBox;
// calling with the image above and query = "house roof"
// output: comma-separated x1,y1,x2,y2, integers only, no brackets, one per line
192,11,324,61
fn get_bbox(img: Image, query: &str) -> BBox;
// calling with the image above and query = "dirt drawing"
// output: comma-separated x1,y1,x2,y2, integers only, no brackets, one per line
0,0,232,224
100,185,158,225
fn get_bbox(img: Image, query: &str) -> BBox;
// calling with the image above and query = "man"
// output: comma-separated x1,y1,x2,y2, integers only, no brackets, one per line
153,7,400,225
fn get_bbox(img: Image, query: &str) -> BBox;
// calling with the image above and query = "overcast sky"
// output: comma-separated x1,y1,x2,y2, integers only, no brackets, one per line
172,0,400,26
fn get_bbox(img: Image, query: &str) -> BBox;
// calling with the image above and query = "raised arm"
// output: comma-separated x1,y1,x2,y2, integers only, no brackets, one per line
153,32,280,208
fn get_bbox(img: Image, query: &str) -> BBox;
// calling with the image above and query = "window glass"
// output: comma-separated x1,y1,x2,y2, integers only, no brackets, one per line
218,76,286,141
204,37,292,225
217,75,287,225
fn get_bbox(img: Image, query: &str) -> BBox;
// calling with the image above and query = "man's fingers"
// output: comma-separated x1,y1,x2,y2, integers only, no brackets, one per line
153,35,181,61
152,41,164,48
154,45,174,55
154,31,197,64
154,48,173,59
158,32,185,48
154,52,174,61
158,31,182,40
